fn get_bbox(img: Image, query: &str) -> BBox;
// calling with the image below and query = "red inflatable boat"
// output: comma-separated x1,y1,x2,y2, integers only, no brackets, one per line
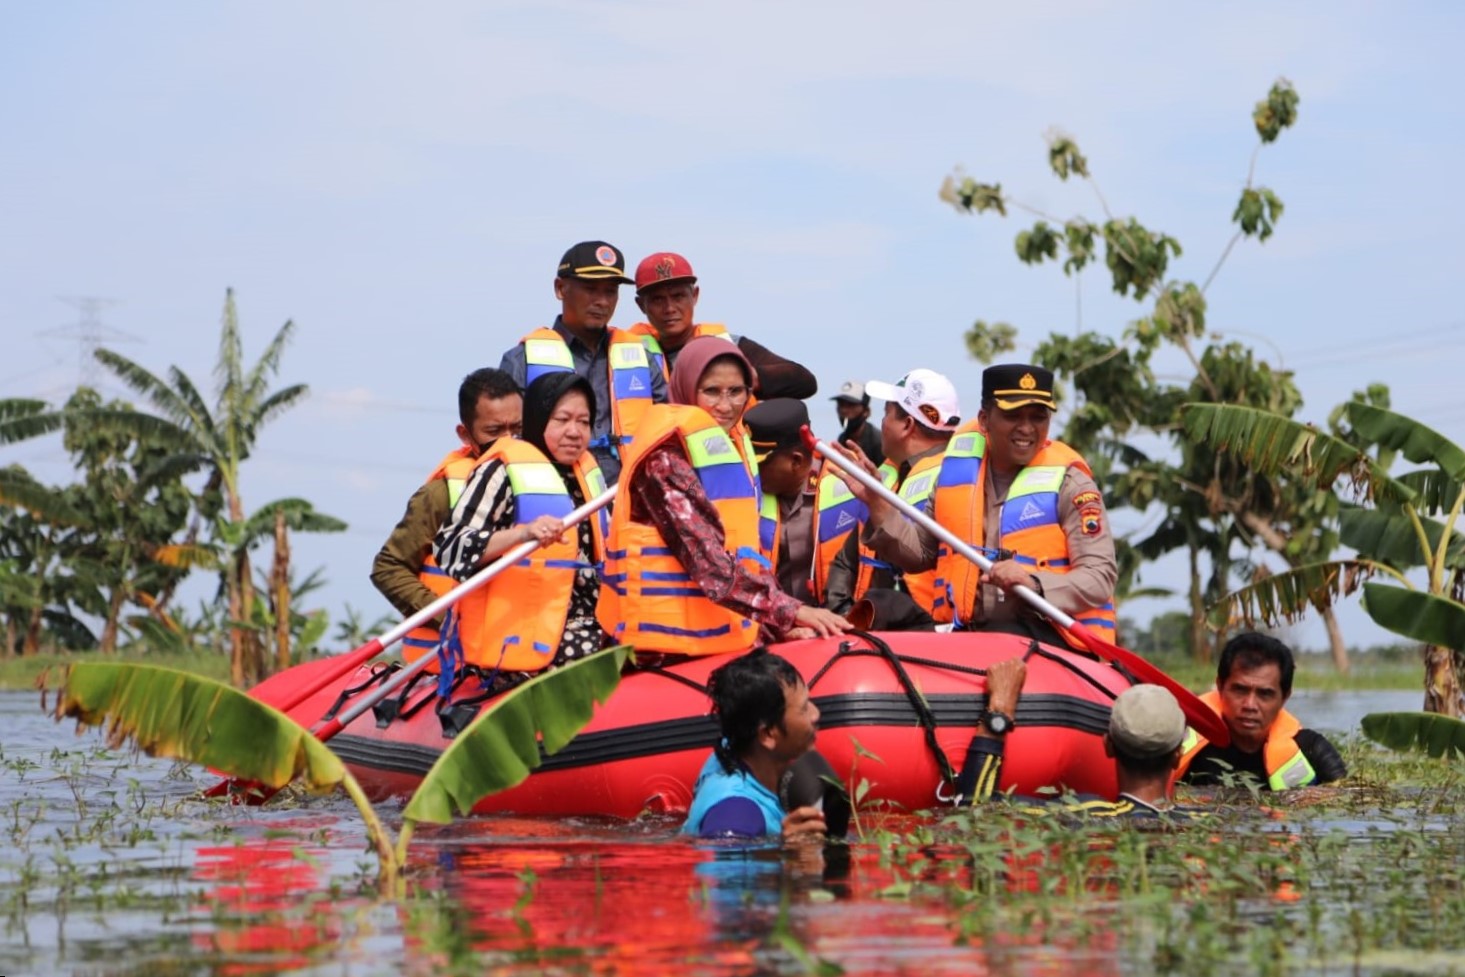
261,631,1136,817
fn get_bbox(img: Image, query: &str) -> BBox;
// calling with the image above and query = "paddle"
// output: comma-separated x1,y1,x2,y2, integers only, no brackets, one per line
803,426,1230,746
207,484,619,800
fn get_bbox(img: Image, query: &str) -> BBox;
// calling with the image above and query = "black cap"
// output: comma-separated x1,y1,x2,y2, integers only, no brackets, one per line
557,241,634,284
982,363,1056,410
744,398,810,463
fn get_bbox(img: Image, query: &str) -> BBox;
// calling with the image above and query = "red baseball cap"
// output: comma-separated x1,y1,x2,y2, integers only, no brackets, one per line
635,252,697,293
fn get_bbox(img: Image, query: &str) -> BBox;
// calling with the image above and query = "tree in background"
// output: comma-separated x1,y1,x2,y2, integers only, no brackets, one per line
939,80,1353,666
1184,399,1465,716
0,291,344,683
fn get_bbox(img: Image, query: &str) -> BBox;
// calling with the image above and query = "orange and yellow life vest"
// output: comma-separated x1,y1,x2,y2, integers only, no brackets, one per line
854,453,945,615
627,322,732,384
932,422,1116,648
598,405,765,656
1174,690,1318,790
520,327,656,450
402,447,479,666
449,439,607,673
808,462,898,606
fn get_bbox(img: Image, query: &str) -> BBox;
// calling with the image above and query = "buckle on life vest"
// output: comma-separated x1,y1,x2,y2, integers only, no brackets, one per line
588,434,632,450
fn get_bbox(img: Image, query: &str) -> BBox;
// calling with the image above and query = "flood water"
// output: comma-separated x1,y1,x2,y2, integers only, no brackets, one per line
2,687,1461,976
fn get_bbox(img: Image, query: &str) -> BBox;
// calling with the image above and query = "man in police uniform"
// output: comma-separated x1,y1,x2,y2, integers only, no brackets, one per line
498,241,669,481
835,363,1117,648
745,398,818,604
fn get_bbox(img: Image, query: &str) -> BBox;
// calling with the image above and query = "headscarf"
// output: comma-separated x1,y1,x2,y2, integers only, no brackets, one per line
668,336,754,407
522,372,596,467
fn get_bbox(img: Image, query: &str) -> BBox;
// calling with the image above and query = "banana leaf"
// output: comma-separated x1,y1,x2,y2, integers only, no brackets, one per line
1211,559,1374,628
1362,583,1465,651
1348,403,1465,483
1397,469,1465,519
54,661,345,790
403,646,631,826
1180,403,1413,505
1340,504,1465,571
1361,711,1465,761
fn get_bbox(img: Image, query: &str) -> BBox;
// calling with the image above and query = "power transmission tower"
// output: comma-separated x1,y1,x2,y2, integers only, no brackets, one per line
40,296,142,390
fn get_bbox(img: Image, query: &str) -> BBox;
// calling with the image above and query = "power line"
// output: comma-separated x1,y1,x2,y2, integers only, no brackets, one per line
37,296,143,390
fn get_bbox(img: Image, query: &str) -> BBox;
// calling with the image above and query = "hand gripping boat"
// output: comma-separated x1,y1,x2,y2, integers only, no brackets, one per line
252,630,1137,817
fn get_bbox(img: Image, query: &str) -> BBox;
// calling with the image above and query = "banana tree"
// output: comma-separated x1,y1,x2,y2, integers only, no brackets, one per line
1182,400,1465,715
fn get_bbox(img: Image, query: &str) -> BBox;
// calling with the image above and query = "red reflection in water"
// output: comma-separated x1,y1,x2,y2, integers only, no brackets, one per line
192,822,341,975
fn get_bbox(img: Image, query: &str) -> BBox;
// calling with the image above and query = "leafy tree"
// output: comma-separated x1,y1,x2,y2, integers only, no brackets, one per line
1183,400,1465,716
939,80,1345,664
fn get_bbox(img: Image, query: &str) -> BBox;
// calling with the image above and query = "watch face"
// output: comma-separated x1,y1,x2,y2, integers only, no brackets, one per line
986,711,1013,735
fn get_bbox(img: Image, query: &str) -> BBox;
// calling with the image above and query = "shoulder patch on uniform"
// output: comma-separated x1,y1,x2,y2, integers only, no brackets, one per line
1080,504,1103,536
1072,490,1102,509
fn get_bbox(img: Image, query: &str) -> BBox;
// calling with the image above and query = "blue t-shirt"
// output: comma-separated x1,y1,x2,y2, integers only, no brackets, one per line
682,752,785,838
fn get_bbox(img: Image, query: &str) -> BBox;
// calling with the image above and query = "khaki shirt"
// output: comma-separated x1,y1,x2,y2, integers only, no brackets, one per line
864,461,1117,627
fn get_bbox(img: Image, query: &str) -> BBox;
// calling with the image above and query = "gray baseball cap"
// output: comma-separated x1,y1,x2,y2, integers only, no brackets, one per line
1108,684,1187,758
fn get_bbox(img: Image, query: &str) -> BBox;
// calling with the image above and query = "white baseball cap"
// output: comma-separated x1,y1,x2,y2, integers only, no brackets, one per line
865,369,962,432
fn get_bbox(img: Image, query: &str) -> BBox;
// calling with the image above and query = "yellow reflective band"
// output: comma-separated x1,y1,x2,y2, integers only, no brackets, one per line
760,493,778,519
818,475,853,506
586,467,607,495
524,338,574,369
902,473,936,503
446,478,467,510
640,334,664,355
506,461,568,496
610,342,649,369
1008,465,1066,497
686,428,738,467
950,433,987,458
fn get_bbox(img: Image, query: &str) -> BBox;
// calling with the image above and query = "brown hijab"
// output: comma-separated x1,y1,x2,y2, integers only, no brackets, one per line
667,336,754,406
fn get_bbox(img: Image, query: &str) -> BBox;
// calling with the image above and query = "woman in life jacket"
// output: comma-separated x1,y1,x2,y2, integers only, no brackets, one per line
598,336,851,659
435,372,611,693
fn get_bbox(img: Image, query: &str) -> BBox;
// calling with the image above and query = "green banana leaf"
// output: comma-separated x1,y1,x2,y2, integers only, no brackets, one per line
1361,711,1465,761
1348,403,1465,483
1211,559,1374,628
1397,469,1465,520
54,661,346,791
1362,584,1465,651
1180,403,1413,505
403,646,631,826
1340,505,1465,571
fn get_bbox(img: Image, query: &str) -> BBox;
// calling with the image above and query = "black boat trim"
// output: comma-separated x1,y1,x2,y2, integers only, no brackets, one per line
329,691,1113,779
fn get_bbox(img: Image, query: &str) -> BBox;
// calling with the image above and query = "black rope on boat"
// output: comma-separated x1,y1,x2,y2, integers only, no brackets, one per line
321,663,397,722
1029,644,1122,702
847,630,957,791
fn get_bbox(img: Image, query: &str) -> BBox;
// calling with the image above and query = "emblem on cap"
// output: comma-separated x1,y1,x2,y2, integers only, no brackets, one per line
595,245,617,266
909,379,925,398
655,256,676,280
1019,373,1037,390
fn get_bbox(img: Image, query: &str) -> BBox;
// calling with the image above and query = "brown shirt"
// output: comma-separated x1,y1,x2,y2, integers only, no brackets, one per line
775,487,817,605
369,477,453,619
864,462,1116,627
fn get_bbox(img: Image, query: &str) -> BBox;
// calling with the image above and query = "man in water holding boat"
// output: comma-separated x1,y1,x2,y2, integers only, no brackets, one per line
498,241,669,482
1176,632,1347,790
956,658,1197,816
830,363,1117,650
369,368,523,664
683,648,838,839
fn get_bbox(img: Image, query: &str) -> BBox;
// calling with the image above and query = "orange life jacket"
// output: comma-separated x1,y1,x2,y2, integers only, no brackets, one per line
598,405,764,656
808,462,898,605
1174,690,1317,790
627,322,732,385
854,453,945,615
450,439,607,673
402,447,479,666
520,327,655,450
932,422,1117,648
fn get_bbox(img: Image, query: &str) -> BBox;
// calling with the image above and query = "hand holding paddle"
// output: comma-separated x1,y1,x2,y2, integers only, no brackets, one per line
800,425,1230,746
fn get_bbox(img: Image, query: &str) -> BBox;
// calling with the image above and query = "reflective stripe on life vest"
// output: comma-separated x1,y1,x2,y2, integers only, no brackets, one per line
854,454,945,614
520,327,656,450
1175,690,1318,790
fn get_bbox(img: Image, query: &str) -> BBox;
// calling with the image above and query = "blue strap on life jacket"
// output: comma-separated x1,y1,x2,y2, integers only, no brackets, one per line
435,609,465,700
733,545,773,571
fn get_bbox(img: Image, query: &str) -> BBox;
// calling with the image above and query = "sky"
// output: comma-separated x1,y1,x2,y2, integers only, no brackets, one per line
4,1,1463,656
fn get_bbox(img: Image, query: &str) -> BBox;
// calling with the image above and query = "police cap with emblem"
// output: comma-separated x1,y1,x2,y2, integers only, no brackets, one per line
982,363,1057,411
744,398,810,463
557,240,634,284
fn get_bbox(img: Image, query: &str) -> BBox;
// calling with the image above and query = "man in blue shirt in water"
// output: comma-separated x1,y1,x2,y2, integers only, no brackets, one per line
683,649,831,839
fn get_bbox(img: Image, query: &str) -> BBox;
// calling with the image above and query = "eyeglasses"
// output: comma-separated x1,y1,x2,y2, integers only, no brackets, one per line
697,385,750,405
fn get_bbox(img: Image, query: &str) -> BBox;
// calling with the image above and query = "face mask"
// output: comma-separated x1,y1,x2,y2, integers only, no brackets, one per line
475,436,499,456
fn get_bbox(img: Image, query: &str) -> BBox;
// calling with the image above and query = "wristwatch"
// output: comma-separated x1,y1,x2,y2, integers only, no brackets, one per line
981,709,1015,736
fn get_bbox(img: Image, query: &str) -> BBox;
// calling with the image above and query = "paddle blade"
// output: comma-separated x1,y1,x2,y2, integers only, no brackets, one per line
1064,622,1231,747
1362,711,1465,761
403,646,631,825
55,662,348,792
